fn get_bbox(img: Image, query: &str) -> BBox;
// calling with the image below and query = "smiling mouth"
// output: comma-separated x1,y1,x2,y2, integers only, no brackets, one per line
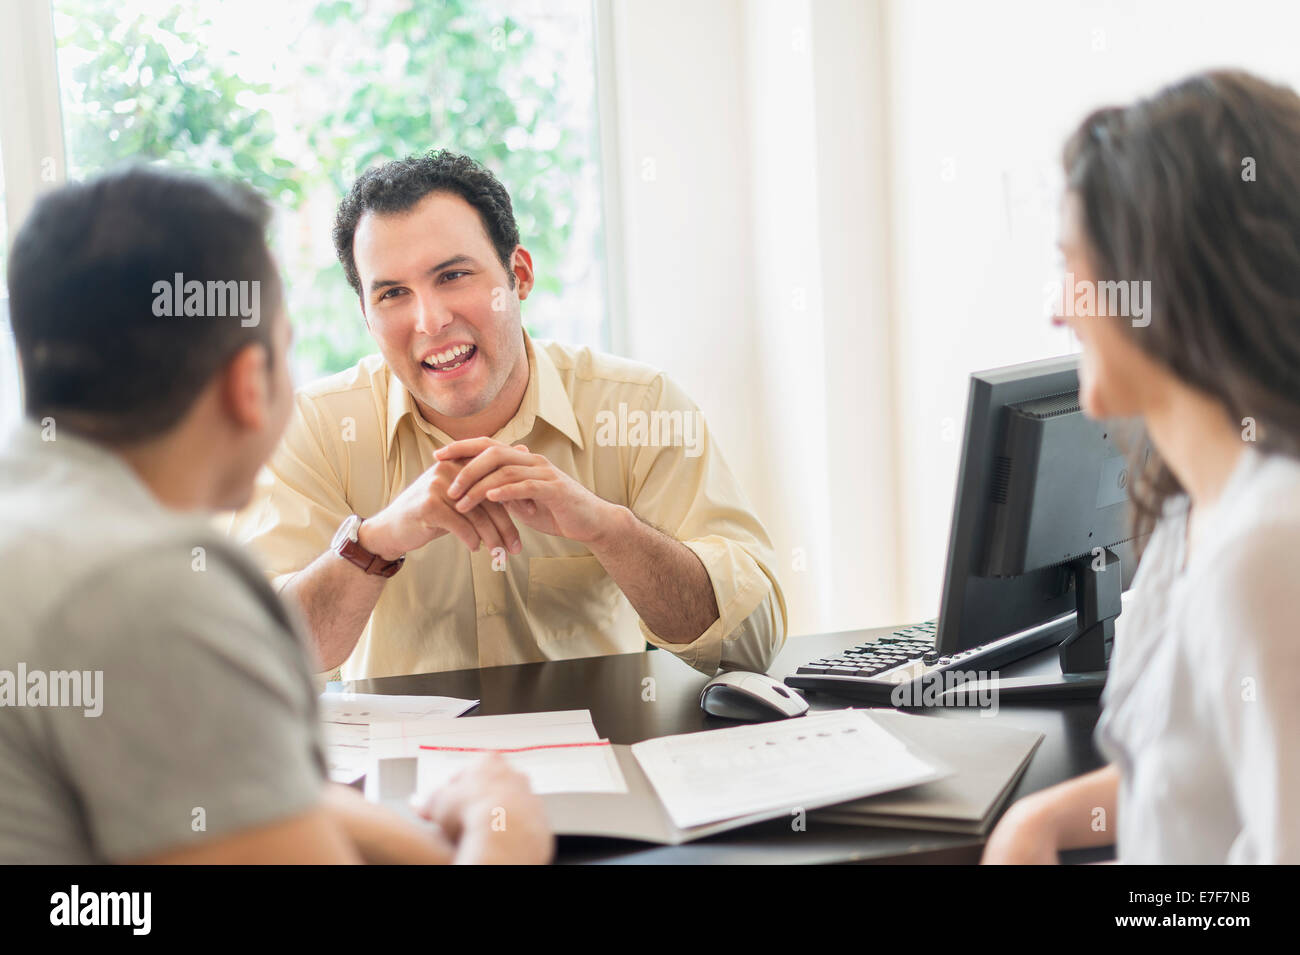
421,344,477,373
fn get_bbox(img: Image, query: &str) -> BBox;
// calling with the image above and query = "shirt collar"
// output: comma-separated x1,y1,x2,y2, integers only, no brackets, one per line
6,418,168,515
384,332,585,453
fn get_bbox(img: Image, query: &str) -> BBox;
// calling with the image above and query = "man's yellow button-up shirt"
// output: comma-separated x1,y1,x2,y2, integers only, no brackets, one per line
229,336,786,681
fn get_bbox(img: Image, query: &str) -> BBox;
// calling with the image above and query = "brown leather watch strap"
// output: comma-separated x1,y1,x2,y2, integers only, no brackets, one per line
337,537,405,577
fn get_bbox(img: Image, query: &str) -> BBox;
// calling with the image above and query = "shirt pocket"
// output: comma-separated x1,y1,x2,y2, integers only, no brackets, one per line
526,555,619,645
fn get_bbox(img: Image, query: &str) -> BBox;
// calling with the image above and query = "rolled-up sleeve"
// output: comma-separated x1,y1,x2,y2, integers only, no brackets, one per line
625,375,787,675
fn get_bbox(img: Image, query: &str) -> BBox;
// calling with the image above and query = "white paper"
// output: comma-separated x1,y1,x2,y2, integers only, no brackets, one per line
369,709,600,757
416,743,626,796
630,709,939,829
319,692,479,783
375,710,627,795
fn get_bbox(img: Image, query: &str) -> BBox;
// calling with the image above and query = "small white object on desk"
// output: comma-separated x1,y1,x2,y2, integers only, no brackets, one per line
318,692,480,784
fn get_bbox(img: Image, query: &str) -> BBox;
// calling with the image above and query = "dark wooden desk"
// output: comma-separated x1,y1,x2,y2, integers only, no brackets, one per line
354,625,1109,864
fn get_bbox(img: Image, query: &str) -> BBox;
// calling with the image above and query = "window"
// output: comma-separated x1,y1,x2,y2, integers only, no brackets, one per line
0,138,16,430
0,137,8,277
51,0,608,384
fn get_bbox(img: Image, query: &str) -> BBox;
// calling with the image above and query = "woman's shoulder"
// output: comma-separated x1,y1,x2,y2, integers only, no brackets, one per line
1236,446,1300,518
1184,449,1300,647
1204,448,1300,559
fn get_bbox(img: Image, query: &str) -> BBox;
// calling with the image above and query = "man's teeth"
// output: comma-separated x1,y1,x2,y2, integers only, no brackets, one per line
424,344,475,369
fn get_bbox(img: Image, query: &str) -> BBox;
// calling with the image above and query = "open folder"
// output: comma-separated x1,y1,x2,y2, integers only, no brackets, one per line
369,709,948,845
811,709,1045,834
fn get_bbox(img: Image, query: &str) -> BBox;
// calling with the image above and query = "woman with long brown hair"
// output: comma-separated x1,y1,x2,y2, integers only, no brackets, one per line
984,69,1300,864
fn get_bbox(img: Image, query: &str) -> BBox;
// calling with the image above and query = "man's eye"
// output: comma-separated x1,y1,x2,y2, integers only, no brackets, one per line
379,288,406,301
441,270,469,283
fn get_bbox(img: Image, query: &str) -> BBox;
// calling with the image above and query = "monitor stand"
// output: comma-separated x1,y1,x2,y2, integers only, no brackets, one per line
940,548,1120,703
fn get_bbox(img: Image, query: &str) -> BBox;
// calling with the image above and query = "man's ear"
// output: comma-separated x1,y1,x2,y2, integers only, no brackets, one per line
511,246,535,301
221,342,270,432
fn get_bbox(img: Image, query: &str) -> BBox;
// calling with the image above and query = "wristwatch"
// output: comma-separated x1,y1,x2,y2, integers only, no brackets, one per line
331,515,405,578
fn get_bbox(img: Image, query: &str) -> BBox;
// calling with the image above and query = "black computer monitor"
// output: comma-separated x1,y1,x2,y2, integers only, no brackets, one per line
933,354,1147,700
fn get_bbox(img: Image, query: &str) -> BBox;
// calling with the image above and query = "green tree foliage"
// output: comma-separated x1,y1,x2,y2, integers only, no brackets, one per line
57,0,300,205
311,0,582,298
54,0,592,378
301,0,587,371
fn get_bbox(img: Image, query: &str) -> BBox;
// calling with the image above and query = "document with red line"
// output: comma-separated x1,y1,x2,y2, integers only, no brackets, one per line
370,710,628,795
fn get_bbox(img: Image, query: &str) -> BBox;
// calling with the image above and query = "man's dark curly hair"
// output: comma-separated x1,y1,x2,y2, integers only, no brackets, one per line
332,150,520,298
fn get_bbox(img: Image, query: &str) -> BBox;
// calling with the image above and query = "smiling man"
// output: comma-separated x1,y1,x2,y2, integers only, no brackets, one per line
230,150,785,680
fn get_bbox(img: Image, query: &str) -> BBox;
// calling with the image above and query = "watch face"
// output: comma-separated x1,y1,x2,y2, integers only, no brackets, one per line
331,515,360,551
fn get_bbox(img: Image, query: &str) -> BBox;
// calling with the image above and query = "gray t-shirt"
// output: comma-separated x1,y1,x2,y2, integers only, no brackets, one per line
0,421,326,863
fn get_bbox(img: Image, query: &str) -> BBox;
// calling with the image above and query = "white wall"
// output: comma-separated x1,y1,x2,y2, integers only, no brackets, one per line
607,0,758,487
742,0,834,632
745,0,901,636
606,0,1300,636
885,0,1300,620
611,0,901,638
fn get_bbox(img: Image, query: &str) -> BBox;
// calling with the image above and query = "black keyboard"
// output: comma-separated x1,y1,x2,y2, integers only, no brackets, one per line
793,620,938,679
785,619,1066,705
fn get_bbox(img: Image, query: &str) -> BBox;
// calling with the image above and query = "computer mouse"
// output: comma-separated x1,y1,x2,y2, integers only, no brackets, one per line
699,671,811,721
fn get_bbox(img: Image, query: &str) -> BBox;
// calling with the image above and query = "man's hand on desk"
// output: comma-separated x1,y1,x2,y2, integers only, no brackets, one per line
317,755,552,864
359,454,523,560
413,753,554,865
437,437,623,545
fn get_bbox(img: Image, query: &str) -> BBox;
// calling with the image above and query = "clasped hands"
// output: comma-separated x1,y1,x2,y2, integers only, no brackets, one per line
357,437,619,562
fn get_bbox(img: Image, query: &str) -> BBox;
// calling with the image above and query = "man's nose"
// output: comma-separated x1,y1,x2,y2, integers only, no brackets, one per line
413,291,454,337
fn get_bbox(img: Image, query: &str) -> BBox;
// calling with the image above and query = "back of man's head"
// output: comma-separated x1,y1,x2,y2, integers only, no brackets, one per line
7,166,283,446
